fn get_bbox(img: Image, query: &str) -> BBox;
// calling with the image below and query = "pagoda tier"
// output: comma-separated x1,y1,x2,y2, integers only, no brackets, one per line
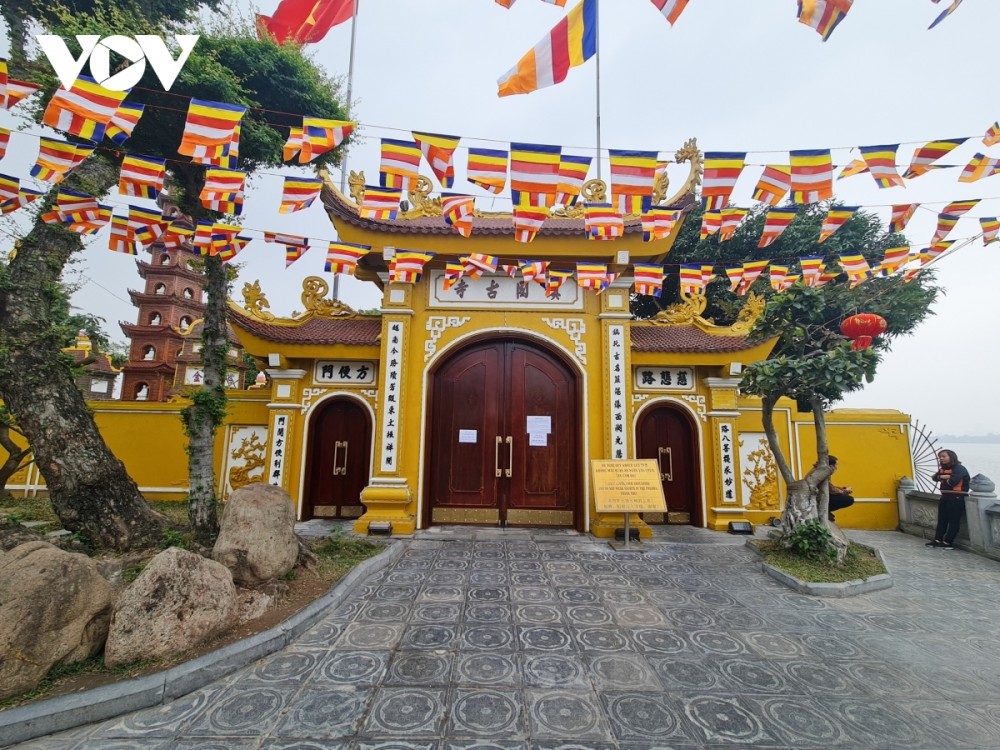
119,322,188,340
135,258,208,284
127,290,208,315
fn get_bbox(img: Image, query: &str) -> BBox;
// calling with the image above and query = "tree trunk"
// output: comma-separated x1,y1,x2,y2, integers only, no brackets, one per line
810,399,848,564
0,423,32,494
760,396,815,533
0,161,165,550
182,254,227,545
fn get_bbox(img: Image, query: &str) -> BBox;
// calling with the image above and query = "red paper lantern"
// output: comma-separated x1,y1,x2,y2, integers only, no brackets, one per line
840,313,887,351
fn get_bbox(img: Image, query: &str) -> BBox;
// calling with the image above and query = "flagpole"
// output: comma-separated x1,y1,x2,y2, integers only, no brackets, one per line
335,0,359,301
595,0,602,182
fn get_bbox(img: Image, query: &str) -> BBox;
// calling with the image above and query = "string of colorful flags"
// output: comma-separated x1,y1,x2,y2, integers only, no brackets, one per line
494,0,965,96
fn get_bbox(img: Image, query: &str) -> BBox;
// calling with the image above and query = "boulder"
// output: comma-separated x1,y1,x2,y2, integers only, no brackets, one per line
104,547,237,667
212,483,298,586
0,542,114,700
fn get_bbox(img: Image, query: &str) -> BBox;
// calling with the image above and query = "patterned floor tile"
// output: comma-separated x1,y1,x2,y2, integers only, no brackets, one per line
601,691,693,742
272,686,374,739
446,688,526,738
527,689,610,740
361,688,447,737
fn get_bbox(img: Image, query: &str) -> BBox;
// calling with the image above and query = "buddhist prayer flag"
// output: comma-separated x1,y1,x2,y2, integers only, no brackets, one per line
790,149,833,204
256,0,354,44
413,132,461,189
859,144,904,188
379,138,422,192
300,118,354,163
839,253,872,287
498,0,597,97
719,208,748,242
279,176,323,213
442,193,476,237
442,261,465,291
980,217,1000,245
178,99,246,157
983,122,1000,147
500,264,519,277
700,210,722,240
105,101,145,145
701,152,746,212
161,220,194,249
889,203,918,234
0,127,8,160
600,271,620,292
2,78,40,111
768,264,789,292
724,266,743,293
818,206,857,243
191,220,215,255
641,206,681,242
119,154,166,200
42,75,128,142
0,187,44,215
555,154,592,206
649,0,690,25
753,165,792,206
959,153,1000,183
926,241,955,263
495,1,569,7
360,185,402,221
325,242,370,275
519,260,549,285
513,205,550,243
41,189,100,226
877,246,911,275
283,127,303,162
108,215,137,255
609,150,657,215
216,233,252,263
796,0,853,41
200,168,246,215
0,174,19,204
632,263,664,296
928,0,963,29
758,208,797,248
31,139,94,183
903,137,966,179
390,250,435,284
679,264,708,295
837,158,868,180
930,213,961,245
264,232,310,268
584,203,623,240
467,148,508,194
0,59,6,109
739,260,769,295
942,199,979,217
545,269,573,298
462,253,498,279
510,142,562,206
126,205,168,244
799,256,825,286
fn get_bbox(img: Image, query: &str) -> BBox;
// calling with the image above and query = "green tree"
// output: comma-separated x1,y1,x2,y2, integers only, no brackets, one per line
0,2,347,548
637,203,938,559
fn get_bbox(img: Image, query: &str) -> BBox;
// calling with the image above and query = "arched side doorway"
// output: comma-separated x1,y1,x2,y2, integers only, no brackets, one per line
303,397,372,519
635,403,702,525
425,337,582,530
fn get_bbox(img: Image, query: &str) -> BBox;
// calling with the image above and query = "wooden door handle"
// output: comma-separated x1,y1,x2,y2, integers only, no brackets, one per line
505,436,513,478
333,440,348,475
658,446,673,481
495,436,502,478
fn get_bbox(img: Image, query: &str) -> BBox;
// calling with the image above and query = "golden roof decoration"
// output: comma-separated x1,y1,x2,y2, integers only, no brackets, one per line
651,291,765,337
239,277,358,325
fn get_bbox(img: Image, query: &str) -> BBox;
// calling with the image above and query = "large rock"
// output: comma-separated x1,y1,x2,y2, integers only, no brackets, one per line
212,483,298,586
104,547,237,667
0,542,113,700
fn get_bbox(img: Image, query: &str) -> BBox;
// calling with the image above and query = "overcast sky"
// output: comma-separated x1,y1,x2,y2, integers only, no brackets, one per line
2,0,998,436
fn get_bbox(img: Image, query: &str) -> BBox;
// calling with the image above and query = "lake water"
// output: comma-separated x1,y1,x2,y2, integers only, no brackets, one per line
940,443,1000,485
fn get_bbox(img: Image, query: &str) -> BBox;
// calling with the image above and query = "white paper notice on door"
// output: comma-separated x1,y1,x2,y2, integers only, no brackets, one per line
458,429,478,444
527,416,551,434
528,432,548,447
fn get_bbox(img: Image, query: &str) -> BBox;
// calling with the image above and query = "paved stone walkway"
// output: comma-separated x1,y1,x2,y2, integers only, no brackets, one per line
11,528,1000,749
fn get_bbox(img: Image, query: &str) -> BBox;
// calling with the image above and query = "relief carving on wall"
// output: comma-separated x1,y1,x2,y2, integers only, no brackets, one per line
740,438,780,510
541,318,587,364
224,426,268,496
425,316,472,361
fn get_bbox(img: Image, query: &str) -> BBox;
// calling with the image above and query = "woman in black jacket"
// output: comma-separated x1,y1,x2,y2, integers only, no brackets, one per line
927,449,971,550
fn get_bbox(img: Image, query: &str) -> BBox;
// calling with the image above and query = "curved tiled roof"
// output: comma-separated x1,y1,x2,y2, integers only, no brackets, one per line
230,309,381,346
630,325,756,353
321,183,694,238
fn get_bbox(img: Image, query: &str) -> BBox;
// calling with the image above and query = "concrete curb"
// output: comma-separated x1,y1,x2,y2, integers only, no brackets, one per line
0,540,405,749
746,539,893,597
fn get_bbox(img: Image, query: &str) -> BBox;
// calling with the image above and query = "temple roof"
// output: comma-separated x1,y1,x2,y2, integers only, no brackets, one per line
630,325,758,353
229,309,382,346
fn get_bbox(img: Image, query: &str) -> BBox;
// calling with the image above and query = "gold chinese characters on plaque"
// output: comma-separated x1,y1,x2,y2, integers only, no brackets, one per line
591,460,668,514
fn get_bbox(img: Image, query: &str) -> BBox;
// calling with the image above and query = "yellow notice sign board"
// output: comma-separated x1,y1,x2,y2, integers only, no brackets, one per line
591,459,668,514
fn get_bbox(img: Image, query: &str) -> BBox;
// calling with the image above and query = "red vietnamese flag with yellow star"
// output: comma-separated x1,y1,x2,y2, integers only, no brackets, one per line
257,0,354,45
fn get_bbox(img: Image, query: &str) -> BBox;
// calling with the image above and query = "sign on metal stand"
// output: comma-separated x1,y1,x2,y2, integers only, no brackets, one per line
591,459,668,552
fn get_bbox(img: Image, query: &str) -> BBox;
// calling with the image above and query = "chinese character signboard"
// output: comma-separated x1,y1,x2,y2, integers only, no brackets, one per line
718,422,738,503
183,367,240,388
608,324,628,460
269,414,288,487
380,322,404,472
314,360,376,386
428,271,583,310
634,367,695,391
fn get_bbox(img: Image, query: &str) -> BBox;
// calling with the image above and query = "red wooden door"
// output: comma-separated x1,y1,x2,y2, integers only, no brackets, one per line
305,398,371,520
636,405,700,525
428,339,579,529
